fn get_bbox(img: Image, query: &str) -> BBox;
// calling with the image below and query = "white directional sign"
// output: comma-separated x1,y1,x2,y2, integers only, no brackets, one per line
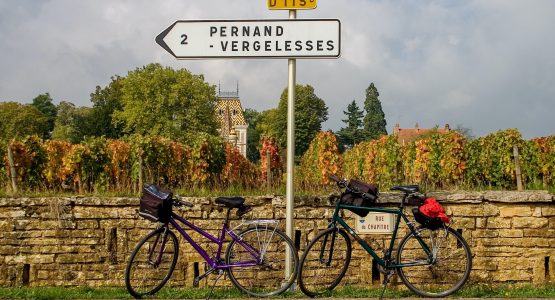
156,19,340,59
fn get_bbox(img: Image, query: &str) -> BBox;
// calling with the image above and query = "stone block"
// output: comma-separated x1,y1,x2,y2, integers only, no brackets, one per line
249,207,273,219
68,230,105,239
499,205,532,217
6,209,26,218
5,254,55,264
449,203,499,217
542,207,555,217
520,237,550,247
476,217,487,228
77,220,99,229
495,269,533,281
56,253,104,264
513,217,548,229
481,237,522,247
524,229,555,237
472,230,498,238
495,257,534,270
522,248,555,258
483,191,553,203
452,217,475,229
473,258,498,270
498,229,523,238
487,217,511,229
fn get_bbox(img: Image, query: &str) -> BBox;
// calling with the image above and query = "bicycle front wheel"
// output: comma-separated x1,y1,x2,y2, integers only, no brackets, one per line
298,228,352,297
396,227,472,298
125,227,179,299
225,226,299,297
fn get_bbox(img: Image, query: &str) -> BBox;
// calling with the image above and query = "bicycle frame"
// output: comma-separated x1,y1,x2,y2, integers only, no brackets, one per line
329,201,434,269
154,211,262,270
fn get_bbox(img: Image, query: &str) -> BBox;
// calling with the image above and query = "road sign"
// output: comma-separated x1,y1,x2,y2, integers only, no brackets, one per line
355,213,395,234
268,0,317,10
156,19,340,59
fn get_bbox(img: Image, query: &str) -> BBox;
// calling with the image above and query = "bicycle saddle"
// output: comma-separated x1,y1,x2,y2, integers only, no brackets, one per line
215,197,245,208
390,185,419,194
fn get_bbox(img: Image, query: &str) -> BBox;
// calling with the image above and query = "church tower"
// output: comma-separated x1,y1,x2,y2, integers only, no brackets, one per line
215,83,248,157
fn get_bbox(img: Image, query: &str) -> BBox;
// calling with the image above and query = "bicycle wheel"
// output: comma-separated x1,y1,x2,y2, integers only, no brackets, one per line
298,227,352,297
396,227,472,298
225,226,298,297
125,227,179,299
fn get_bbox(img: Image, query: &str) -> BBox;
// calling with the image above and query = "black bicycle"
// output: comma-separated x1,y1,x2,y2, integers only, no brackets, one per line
297,175,472,298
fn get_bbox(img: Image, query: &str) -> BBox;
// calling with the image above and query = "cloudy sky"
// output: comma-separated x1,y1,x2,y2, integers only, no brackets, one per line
1,0,554,139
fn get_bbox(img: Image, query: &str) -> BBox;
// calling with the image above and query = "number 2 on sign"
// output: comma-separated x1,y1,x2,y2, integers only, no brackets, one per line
181,34,188,45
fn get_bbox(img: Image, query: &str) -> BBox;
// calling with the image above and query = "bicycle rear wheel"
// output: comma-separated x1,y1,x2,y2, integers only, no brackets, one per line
225,226,298,297
298,227,352,297
396,227,472,298
125,227,179,299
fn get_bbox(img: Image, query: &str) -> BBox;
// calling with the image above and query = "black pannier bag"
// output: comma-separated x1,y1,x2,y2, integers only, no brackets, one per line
139,184,173,223
410,197,449,230
411,207,444,230
339,179,378,217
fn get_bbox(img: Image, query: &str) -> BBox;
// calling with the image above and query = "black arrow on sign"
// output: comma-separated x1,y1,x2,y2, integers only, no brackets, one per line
155,22,178,58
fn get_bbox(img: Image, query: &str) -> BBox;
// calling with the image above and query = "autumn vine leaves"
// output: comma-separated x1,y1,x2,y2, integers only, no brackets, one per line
3,128,555,193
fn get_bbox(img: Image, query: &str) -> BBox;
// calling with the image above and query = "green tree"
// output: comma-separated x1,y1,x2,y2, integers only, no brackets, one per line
363,83,387,140
454,124,474,140
275,84,328,156
51,101,94,143
336,100,365,150
31,93,57,138
0,102,48,143
243,108,262,162
89,76,124,139
113,63,219,143
257,108,280,139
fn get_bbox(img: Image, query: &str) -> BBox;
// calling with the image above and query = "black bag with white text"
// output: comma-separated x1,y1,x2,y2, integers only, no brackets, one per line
139,184,173,223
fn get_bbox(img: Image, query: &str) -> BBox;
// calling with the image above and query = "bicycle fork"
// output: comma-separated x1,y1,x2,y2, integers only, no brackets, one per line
317,228,338,266
148,227,169,268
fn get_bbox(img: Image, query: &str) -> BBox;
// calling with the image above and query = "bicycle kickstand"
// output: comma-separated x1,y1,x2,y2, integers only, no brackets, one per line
205,270,224,300
379,270,395,300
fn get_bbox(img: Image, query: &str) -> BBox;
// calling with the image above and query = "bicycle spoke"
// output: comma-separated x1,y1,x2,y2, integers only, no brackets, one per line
125,229,178,298
226,227,298,297
397,227,471,297
298,228,351,297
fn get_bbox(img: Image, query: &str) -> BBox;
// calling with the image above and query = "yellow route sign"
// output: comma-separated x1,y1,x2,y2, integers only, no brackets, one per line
268,0,317,10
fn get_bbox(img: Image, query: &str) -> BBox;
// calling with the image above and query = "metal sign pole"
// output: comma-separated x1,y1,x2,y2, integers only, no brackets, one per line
285,8,296,284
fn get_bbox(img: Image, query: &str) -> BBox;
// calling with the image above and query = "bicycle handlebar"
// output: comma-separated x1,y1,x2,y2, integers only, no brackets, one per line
328,174,377,201
328,174,347,188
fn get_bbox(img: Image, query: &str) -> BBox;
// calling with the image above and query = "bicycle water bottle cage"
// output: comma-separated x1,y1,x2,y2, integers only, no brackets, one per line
215,197,245,208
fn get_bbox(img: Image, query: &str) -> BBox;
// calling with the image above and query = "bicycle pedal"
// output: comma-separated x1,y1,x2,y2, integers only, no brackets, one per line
193,276,200,288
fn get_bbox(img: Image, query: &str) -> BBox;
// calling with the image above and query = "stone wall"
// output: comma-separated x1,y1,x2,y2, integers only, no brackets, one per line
0,191,554,287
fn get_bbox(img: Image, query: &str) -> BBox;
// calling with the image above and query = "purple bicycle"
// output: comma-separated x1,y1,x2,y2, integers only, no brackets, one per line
124,185,298,299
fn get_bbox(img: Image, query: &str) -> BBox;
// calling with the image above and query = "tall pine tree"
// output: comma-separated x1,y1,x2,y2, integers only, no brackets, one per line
363,83,387,140
336,100,365,149
31,93,57,138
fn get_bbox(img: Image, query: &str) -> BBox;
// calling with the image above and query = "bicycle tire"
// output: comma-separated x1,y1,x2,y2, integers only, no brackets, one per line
298,227,352,297
225,226,298,297
396,227,472,298
125,227,179,299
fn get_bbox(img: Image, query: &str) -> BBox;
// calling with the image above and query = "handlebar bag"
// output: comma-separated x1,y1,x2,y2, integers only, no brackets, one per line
139,184,173,223
339,179,378,217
